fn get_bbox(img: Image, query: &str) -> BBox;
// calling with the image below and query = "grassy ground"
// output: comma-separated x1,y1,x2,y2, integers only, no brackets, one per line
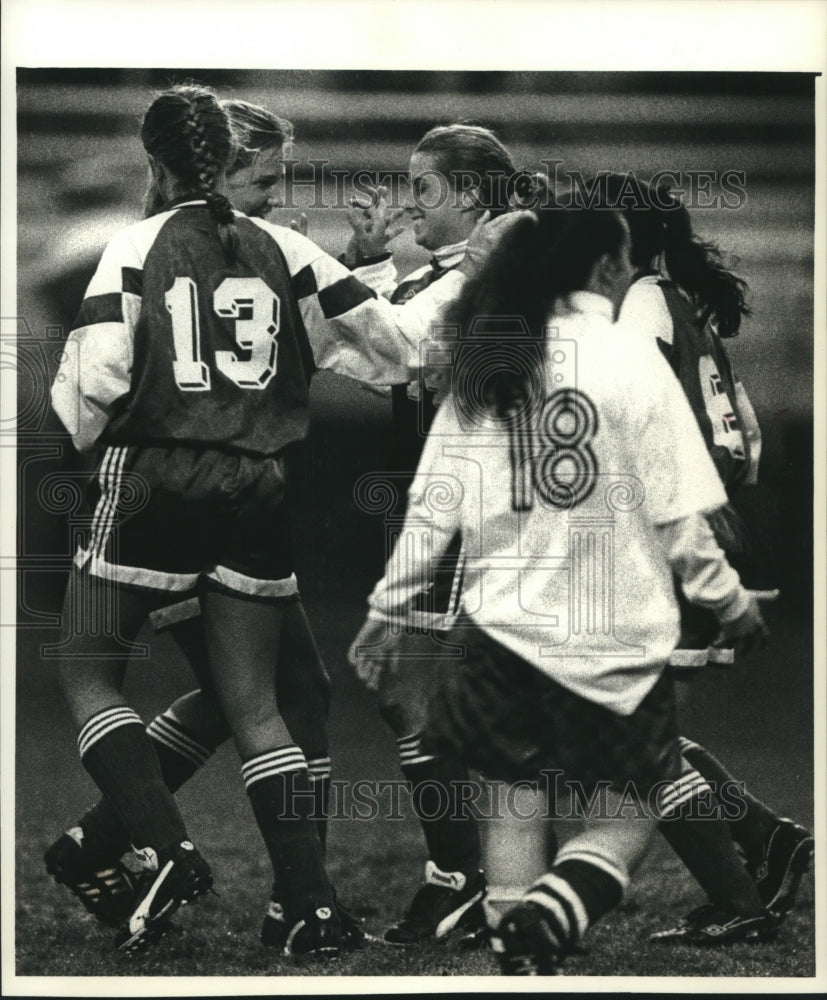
13,611,816,985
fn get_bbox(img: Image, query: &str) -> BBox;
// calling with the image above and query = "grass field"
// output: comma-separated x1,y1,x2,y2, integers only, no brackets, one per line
14,605,816,984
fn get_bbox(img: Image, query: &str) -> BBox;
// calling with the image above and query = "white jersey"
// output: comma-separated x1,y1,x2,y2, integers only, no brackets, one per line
368,291,729,715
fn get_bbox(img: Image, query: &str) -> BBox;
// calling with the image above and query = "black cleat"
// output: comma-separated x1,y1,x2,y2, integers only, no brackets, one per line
491,901,562,975
649,902,717,942
114,841,212,954
650,903,780,946
747,819,814,916
384,861,487,945
283,903,345,959
261,888,366,950
44,828,136,927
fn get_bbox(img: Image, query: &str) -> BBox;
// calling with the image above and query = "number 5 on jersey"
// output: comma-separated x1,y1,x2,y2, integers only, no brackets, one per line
166,276,281,391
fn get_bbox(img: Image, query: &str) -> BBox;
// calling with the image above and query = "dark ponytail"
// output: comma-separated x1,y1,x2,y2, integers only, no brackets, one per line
141,84,239,262
607,175,750,338
443,203,627,418
659,196,750,337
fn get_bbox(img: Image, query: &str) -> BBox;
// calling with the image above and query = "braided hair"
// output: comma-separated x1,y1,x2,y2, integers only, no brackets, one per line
141,84,239,262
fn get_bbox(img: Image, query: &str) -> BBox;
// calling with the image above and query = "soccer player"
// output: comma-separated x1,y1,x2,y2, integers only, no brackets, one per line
343,124,519,945
44,98,354,952
49,85,480,957
614,176,814,944
349,200,775,975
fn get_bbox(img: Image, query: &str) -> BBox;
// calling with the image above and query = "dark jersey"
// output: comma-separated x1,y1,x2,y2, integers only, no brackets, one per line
52,201,466,457
103,206,314,455
620,275,760,496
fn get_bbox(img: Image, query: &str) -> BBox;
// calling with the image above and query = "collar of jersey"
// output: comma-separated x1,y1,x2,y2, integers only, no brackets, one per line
166,196,239,214
431,240,468,271
552,290,614,321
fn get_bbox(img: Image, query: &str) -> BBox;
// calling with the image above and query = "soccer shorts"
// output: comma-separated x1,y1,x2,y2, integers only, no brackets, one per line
74,443,297,600
421,623,681,796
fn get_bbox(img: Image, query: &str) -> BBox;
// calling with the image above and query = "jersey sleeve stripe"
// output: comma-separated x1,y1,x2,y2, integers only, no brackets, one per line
121,266,144,296
292,264,379,319
73,292,124,328
318,274,378,318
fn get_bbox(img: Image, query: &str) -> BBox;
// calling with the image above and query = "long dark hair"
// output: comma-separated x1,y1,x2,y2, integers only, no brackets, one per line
140,84,238,262
443,204,628,418
608,175,750,337
414,123,517,217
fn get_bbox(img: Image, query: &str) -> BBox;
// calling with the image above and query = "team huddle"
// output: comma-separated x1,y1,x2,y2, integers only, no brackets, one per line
45,84,813,976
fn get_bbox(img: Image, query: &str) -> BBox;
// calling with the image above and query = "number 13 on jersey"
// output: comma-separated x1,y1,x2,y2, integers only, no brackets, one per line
165,276,281,391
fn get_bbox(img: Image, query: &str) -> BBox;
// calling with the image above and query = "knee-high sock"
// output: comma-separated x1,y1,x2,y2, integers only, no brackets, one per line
71,706,220,860
307,755,331,855
398,733,481,875
242,745,331,921
77,706,188,862
679,737,779,868
657,759,764,915
521,853,626,958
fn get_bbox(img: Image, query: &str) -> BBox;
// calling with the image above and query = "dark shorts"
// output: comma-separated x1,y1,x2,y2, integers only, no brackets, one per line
74,443,297,599
421,624,680,796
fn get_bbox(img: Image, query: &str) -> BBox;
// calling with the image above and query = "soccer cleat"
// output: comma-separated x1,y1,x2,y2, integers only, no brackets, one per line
649,903,780,945
648,902,718,942
491,901,562,975
747,819,814,915
114,840,212,954
44,829,137,927
261,898,288,948
283,903,345,959
383,861,487,945
261,888,366,950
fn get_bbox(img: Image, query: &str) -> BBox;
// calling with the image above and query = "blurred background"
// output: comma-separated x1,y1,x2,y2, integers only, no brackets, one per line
13,70,816,974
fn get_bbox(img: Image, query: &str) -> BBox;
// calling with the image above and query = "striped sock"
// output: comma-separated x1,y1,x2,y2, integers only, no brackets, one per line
242,745,331,920
523,858,624,956
78,705,188,859
397,732,436,768
657,755,763,914
307,755,331,853
398,733,481,875
678,736,779,867
147,710,217,793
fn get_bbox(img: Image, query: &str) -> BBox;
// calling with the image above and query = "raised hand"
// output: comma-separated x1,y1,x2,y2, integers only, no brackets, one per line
458,209,536,277
290,212,308,237
342,184,406,267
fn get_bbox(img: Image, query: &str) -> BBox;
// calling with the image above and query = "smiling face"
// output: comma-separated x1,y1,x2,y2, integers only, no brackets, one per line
405,152,479,252
226,146,286,218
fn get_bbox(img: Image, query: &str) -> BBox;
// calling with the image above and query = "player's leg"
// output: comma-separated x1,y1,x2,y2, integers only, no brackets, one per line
200,584,342,957
678,736,814,916
647,750,781,944
259,599,365,948
46,602,232,923
55,568,212,951
372,628,486,945
493,801,656,975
